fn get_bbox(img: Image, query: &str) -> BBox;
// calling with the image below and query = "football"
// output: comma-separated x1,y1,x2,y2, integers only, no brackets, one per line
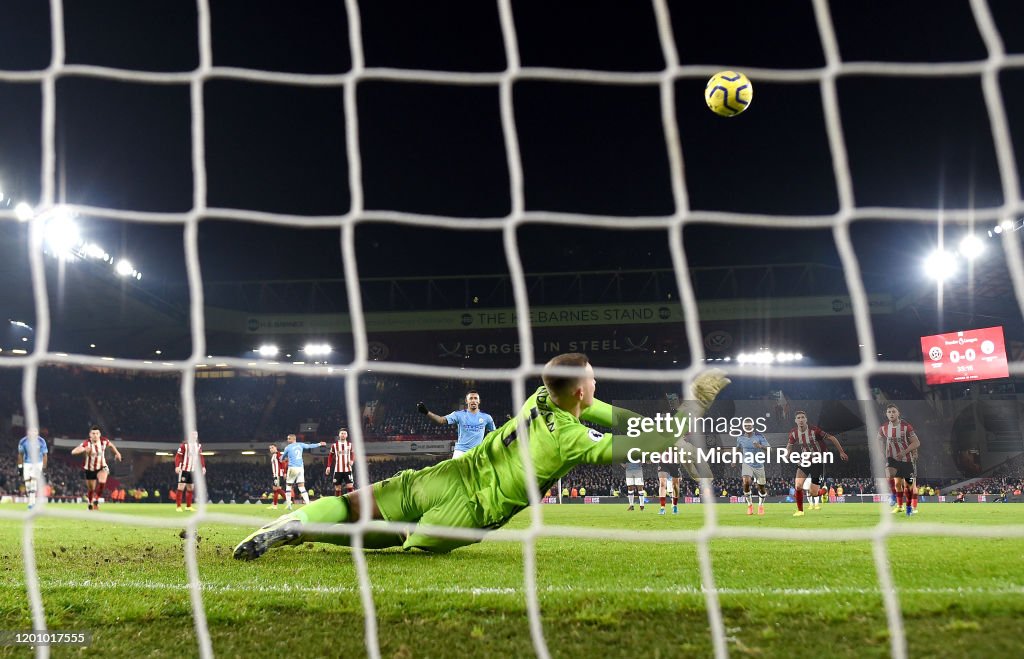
705,70,753,117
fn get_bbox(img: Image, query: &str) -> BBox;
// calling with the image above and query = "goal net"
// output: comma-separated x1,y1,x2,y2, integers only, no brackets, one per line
2,1,1024,658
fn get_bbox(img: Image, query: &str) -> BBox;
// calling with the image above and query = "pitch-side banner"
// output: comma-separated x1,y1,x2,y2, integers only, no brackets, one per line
920,326,1009,385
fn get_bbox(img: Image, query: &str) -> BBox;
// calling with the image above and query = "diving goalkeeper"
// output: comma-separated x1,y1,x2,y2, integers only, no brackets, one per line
233,353,729,559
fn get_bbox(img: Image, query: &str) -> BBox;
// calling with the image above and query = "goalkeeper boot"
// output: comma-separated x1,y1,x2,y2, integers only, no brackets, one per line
233,514,304,561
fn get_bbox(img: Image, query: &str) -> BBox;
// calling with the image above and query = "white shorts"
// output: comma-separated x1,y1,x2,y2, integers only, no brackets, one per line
23,464,43,482
625,467,644,487
286,466,306,485
658,473,674,496
741,464,766,485
452,449,467,459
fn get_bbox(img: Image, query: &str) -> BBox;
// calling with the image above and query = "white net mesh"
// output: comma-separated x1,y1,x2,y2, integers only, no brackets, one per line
2,0,1024,657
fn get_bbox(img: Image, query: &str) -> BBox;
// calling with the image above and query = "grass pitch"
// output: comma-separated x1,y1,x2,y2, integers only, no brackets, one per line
1,502,1022,658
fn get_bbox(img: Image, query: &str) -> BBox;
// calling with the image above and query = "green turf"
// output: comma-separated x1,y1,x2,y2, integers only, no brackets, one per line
1,503,1022,658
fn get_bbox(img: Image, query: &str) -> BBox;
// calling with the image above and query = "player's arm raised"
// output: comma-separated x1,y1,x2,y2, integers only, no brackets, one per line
416,402,449,426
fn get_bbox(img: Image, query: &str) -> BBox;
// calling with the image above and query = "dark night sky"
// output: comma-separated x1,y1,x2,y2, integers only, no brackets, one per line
1,0,1024,347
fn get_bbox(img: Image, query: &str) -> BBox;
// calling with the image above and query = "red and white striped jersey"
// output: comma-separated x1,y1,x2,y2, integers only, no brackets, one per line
79,438,110,471
879,420,916,460
271,453,287,477
787,425,826,453
175,441,205,472
327,439,354,474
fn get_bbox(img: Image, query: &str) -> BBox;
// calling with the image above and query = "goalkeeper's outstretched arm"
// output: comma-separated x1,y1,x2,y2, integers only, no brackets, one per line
579,370,731,475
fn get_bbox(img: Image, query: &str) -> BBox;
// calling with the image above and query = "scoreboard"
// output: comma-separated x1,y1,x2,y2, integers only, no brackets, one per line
920,326,1009,385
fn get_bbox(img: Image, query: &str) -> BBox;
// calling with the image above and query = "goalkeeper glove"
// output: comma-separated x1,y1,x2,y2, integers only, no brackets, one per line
689,368,731,413
416,402,430,415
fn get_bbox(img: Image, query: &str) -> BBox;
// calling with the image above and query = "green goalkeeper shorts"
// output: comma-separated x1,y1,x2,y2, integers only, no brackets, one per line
373,459,485,553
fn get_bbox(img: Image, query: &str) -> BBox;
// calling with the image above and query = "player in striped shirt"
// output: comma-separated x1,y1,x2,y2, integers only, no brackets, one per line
70,426,122,511
17,427,48,510
786,411,848,517
175,431,207,512
268,444,288,510
325,428,355,496
877,404,920,516
233,354,728,560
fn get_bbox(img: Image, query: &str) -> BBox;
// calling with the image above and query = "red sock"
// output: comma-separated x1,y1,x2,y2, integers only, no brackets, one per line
660,497,666,507
96,483,105,500
272,490,278,505
672,496,678,505
911,491,918,509
896,490,904,506
87,486,94,503
796,489,804,511
186,490,193,507
889,478,896,495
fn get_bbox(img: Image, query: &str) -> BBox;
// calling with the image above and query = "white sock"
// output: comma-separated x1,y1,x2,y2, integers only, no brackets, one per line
286,491,293,506
744,490,752,505
28,491,36,506
758,491,765,505
628,492,634,505
299,487,309,505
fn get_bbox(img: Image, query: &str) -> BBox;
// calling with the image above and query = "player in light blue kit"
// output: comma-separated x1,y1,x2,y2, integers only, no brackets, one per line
418,390,496,458
17,427,48,510
281,434,326,510
736,418,769,516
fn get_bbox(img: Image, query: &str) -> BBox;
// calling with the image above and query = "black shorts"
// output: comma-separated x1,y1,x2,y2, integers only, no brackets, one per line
82,468,106,480
333,472,354,486
796,461,825,486
887,458,915,482
178,471,193,485
273,476,285,489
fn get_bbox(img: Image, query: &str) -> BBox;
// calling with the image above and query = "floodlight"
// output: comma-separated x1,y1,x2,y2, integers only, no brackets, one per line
923,250,957,281
15,202,33,222
43,209,80,259
958,234,984,260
